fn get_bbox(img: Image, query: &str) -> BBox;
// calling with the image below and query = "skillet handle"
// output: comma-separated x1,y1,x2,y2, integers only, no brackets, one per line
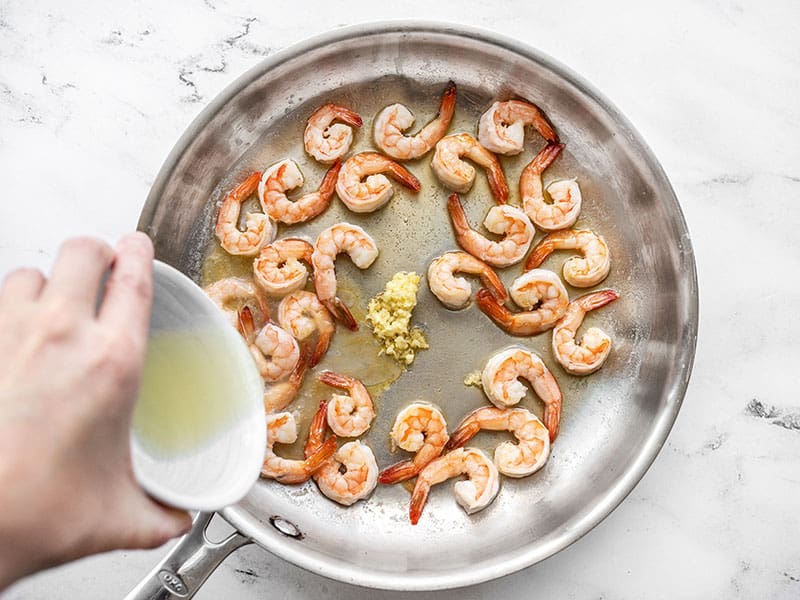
124,512,251,600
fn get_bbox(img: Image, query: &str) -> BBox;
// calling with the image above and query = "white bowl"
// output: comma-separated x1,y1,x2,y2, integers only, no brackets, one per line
130,261,265,511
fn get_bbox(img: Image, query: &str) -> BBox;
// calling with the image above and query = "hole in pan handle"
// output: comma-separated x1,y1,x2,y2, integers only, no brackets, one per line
124,512,252,600
270,515,304,539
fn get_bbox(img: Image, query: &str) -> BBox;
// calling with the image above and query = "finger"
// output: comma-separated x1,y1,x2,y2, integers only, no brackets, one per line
114,491,193,550
98,232,154,332
42,237,115,313
131,501,193,549
0,267,46,305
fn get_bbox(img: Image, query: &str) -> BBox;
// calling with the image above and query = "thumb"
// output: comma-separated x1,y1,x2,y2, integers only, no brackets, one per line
122,493,193,550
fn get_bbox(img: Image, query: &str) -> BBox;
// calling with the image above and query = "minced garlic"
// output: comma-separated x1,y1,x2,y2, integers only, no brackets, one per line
463,370,482,387
366,272,428,365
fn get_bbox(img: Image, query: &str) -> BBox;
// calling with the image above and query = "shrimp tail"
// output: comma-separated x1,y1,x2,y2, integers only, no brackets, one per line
524,236,556,271
386,161,422,192
237,305,256,341
317,370,352,390
475,288,515,333
543,402,561,443
443,420,482,452
409,480,431,525
304,436,338,475
378,459,420,484
305,400,330,458
447,193,472,243
577,289,620,311
319,160,342,198
323,297,359,331
311,327,333,368
290,344,313,386
526,142,564,175
487,161,509,204
479,265,508,304
519,100,559,144
437,80,457,123
228,171,263,203
334,105,363,128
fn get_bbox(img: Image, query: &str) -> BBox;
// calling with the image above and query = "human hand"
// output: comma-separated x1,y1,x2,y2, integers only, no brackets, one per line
0,233,192,589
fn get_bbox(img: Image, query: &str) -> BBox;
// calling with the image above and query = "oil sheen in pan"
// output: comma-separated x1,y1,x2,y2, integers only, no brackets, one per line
199,75,641,471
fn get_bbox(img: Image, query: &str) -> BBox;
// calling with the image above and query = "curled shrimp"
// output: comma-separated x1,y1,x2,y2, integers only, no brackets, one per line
261,411,337,484
477,99,558,155
476,269,568,336
262,345,312,413
524,228,610,288
445,407,550,478
305,400,378,506
552,289,619,375
427,251,507,310
409,448,499,525
520,143,581,231
238,306,299,383
431,133,509,203
318,371,375,438
215,171,274,256
277,290,335,367
311,223,379,329
253,238,314,297
481,346,563,442
258,159,341,225
378,402,449,484
447,193,534,268
303,103,363,164
204,277,266,329
373,81,457,160
335,152,421,213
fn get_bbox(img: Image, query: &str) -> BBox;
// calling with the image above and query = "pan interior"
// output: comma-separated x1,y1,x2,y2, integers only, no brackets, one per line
141,25,696,590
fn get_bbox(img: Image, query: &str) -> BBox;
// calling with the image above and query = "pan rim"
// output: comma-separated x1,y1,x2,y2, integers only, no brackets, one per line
140,20,699,591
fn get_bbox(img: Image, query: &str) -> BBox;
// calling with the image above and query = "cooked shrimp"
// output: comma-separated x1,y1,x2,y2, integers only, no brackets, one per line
552,289,619,375
215,171,274,256
304,103,363,164
431,133,509,203
427,251,507,310
509,269,569,312
524,229,610,288
520,143,581,231
258,159,341,225
277,290,335,367
378,402,449,484
481,346,562,441
204,277,266,329
262,345,312,413
409,448,499,525
335,152,421,213
238,306,299,383
318,371,375,438
447,193,534,267
476,269,568,336
253,238,314,297
311,223,378,329
261,411,337,484
445,407,550,477
305,400,378,506
477,99,558,155
373,81,456,160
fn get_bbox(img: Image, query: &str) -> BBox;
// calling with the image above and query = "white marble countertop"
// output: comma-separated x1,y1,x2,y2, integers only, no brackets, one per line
2,1,799,598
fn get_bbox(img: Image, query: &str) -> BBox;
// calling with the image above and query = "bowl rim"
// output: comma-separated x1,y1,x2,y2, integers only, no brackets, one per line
131,260,266,511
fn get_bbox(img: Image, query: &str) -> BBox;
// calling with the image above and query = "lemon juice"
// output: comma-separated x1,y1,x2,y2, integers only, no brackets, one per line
133,328,262,457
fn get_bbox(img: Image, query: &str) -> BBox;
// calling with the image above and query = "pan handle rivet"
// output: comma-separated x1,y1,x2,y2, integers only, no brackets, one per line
269,515,303,539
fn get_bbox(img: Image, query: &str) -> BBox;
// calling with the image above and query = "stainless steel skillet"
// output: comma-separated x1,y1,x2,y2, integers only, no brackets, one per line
128,21,698,597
